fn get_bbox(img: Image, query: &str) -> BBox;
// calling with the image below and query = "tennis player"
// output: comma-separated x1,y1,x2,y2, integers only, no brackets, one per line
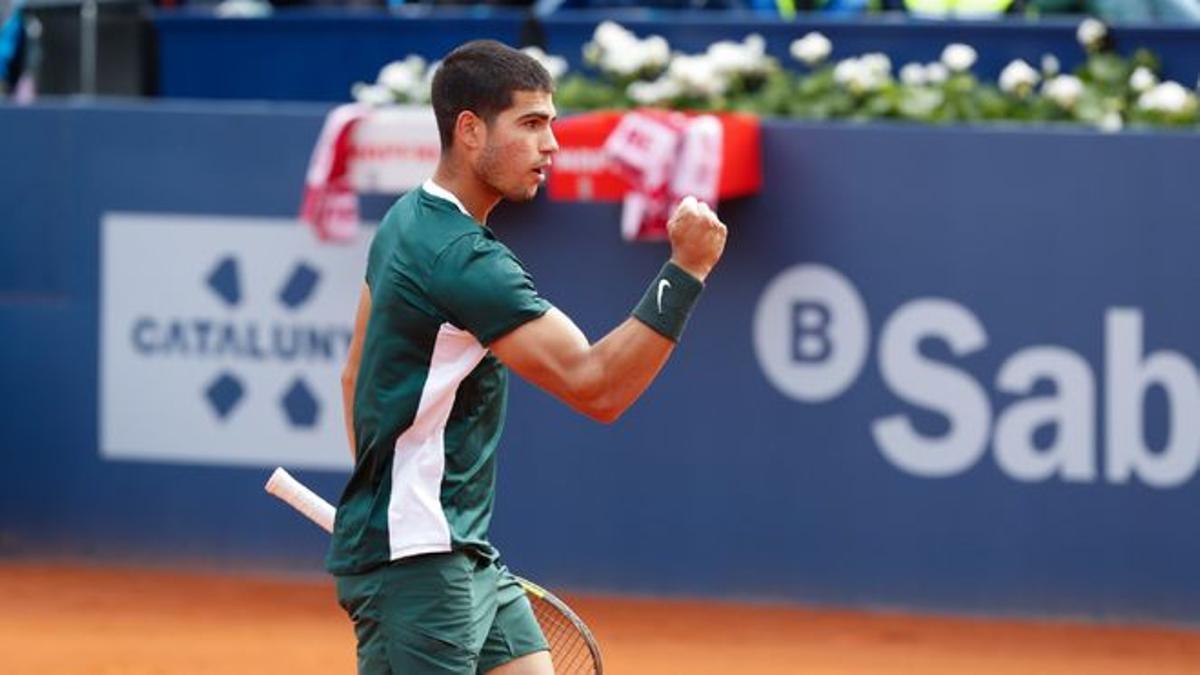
329,40,727,675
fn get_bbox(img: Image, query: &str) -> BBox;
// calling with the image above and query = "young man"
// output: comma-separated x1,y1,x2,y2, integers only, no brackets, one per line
329,40,727,675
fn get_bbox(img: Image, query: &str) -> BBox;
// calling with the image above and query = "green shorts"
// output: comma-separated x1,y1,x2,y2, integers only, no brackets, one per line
335,551,549,674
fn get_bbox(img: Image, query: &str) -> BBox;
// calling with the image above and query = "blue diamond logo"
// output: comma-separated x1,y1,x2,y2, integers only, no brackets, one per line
198,257,326,430
278,262,320,310
281,378,319,427
206,256,241,307
205,372,244,420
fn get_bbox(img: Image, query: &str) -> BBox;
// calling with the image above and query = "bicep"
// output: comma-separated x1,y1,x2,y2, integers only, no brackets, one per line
490,308,596,401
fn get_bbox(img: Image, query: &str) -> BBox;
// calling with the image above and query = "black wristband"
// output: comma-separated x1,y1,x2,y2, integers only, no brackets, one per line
632,262,704,342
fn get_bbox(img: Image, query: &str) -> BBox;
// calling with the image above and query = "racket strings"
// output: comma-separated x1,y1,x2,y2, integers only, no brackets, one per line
529,595,598,675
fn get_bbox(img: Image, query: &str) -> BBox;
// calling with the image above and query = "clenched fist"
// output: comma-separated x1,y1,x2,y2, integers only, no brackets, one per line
667,196,727,283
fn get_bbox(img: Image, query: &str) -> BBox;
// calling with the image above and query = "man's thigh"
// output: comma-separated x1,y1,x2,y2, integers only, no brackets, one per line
484,651,554,675
336,552,498,675
477,567,550,675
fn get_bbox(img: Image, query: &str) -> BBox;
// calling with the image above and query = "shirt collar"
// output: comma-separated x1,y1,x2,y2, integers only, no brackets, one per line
421,179,471,218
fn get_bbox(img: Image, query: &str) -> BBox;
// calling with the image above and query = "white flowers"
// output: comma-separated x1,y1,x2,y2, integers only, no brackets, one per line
1042,74,1085,109
1098,111,1123,133
521,47,568,82
626,33,773,103
999,59,1040,96
897,62,948,87
377,56,427,99
899,63,927,87
1077,17,1108,51
667,54,726,98
790,32,832,67
627,78,683,106
1129,66,1158,94
941,43,977,73
353,55,431,106
340,20,1200,134
860,53,892,76
924,62,949,85
834,53,893,94
351,83,394,107
707,34,772,78
1041,54,1061,77
584,21,670,78
1137,81,1196,115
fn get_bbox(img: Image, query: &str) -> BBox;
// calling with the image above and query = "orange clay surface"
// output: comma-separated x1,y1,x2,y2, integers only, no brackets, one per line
3,562,1200,674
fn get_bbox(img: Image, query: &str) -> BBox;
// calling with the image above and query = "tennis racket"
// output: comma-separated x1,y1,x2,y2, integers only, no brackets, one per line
264,467,603,675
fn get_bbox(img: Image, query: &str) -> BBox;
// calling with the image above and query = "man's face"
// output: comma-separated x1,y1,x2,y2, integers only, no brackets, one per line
475,89,559,202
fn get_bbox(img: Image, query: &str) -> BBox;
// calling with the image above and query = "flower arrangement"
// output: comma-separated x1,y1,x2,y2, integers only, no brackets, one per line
349,47,568,107
352,55,433,106
353,18,1199,132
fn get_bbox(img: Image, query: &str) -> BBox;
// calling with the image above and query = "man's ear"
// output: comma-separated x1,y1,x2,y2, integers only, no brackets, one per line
454,111,485,152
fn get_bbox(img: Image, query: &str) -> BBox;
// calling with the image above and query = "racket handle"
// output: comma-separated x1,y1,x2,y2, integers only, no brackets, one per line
265,467,336,533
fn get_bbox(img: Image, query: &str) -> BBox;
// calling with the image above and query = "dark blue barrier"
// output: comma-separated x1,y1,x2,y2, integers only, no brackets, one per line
154,9,1200,102
3,99,1200,624
154,8,528,101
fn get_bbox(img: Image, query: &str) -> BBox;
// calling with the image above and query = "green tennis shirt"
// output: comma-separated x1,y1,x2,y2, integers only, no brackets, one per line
326,181,551,576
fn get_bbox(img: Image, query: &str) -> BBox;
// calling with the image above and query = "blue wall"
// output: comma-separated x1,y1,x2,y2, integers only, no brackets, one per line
3,100,1200,624
154,9,1200,103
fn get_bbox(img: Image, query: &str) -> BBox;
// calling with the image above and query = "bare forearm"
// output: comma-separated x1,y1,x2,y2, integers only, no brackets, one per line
490,198,726,426
580,318,675,422
574,258,711,420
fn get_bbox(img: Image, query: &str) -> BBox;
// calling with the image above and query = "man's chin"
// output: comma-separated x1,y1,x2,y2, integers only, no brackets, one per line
504,185,541,203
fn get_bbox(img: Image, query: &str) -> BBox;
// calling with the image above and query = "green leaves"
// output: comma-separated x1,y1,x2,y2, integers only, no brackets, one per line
555,75,626,111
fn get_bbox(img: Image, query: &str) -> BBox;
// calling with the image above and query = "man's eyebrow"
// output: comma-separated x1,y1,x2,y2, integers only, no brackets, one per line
516,111,556,122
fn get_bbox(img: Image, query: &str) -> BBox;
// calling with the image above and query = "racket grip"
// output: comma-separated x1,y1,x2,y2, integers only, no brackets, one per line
265,467,336,533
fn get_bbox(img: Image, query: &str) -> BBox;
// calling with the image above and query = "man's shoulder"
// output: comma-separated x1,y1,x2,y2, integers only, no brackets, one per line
378,189,482,255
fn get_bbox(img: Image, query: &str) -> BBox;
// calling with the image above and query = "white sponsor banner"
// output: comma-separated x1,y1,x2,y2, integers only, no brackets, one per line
348,106,440,194
101,213,370,470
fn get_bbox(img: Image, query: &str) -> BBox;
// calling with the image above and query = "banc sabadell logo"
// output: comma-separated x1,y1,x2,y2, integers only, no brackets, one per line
129,254,343,428
753,264,1200,489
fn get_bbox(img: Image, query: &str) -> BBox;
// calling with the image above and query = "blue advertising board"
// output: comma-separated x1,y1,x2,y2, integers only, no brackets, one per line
2,100,1199,623
153,9,1200,104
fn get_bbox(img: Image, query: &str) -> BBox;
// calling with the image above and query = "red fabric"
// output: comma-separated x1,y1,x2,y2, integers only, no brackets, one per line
548,109,761,241
606,110,721,241
548,110,762,203
604,110,690,195
545,111,631,202
300,103,368,243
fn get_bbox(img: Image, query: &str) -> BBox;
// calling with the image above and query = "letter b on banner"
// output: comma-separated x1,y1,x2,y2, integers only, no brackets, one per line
791,302,833,362
754,264,870,402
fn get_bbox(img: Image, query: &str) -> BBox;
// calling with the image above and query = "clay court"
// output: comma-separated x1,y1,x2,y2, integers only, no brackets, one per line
5,562,1199,674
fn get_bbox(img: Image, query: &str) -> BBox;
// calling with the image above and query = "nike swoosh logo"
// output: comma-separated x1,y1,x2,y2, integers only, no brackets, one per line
657,279,672,314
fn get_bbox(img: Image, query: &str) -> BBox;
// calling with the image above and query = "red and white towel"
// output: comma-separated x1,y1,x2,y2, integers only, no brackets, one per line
300,103,369,243
603,110,723,241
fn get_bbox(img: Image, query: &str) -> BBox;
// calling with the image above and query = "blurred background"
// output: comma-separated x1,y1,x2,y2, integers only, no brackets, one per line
3,0,1200,673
